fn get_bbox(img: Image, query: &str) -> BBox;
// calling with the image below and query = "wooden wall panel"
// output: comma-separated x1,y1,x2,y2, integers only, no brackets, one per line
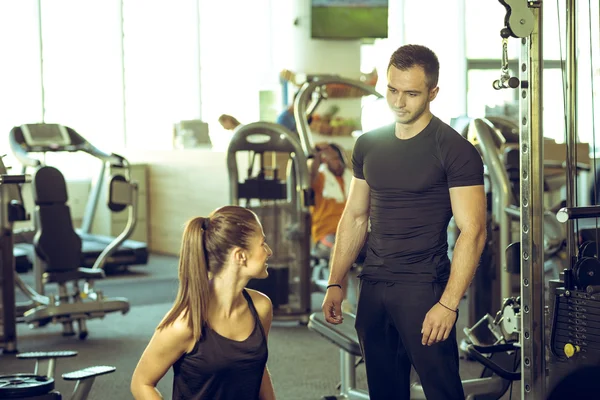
125,149,231,255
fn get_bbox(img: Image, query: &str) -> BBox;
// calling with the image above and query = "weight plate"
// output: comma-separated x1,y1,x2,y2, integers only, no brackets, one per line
0,374,54,398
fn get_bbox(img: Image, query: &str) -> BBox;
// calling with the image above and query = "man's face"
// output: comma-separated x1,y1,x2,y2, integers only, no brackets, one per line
323,149,345,177
385,65,439,125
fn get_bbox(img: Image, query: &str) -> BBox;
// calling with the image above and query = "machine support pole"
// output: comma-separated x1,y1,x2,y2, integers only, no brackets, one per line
565,0,578,255
519,2,545,399
496,1,545,396
37,0,46,123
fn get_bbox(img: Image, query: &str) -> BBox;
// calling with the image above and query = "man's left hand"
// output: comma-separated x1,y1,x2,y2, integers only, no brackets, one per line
421,303,458,346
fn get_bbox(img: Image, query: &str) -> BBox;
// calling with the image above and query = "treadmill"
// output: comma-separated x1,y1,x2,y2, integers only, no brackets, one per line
9,123,149,270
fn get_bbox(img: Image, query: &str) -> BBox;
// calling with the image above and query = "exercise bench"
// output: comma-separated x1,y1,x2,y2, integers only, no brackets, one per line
308,312,520,400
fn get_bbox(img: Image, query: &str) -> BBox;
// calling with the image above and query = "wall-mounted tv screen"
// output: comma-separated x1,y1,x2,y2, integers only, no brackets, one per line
311,0,388,40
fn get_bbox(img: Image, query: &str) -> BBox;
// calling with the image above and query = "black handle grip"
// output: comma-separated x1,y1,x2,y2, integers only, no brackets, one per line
465,343,521,381
0,174,29,184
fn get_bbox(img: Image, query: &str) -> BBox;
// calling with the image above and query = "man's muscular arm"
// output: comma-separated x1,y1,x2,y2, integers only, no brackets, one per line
439,185,487,309
421,184,486,345
322,177,370,324
328,178,370,285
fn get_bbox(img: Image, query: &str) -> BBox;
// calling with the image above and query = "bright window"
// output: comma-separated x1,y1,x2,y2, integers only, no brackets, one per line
465,0,599,151
465,0,519,60
466,0,564,60
403,0,467,122
0,0,42,171
198,0,272,150
123,0,201,150
467,69,518,119
40,0,123,177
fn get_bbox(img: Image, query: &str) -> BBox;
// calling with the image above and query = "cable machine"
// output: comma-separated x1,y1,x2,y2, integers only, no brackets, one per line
495,1,544,397
496,0,599,398
227,122,313,323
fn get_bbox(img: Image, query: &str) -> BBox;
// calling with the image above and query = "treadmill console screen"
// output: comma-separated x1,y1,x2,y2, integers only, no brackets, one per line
21,124,71,147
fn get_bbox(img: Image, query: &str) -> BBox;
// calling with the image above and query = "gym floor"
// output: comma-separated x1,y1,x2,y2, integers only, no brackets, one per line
1,255,520,400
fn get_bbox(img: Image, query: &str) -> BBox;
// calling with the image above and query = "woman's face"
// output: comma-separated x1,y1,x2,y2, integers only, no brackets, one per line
244,224,272,279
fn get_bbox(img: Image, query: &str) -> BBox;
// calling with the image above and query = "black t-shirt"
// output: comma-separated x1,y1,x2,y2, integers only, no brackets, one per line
352,116,484,283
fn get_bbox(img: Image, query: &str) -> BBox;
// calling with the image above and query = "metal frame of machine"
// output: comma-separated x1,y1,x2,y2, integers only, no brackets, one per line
496,0,600,397
293,75,383,155
227,121,313,322
0,150,136,345
0,157,30,353
490,1,546,397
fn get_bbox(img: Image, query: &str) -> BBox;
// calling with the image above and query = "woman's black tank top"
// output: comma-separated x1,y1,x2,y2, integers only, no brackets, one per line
172,290,268,400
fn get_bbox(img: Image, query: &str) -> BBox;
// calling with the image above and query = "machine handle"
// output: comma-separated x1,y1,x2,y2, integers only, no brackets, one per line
556,206,600,223
493,76,520,90
62,127,128,167
544,160,591,172
0,174,31,184
8,127,42,168
465,343,521,381
505,205,520,219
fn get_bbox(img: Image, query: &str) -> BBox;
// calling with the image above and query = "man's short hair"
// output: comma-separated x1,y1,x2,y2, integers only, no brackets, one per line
388,44,440,89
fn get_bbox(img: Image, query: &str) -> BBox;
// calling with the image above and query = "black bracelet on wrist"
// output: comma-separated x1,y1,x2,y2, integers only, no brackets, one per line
327,284,342,290
438,301,457,313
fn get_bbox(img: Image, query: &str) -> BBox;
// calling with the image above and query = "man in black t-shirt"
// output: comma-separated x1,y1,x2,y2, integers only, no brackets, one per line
321,45,486,400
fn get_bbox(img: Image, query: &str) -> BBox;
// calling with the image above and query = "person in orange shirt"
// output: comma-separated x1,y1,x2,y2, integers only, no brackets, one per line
310,143,367,306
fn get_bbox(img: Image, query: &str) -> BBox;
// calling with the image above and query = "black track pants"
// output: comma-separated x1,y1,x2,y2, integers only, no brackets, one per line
354,280,464,400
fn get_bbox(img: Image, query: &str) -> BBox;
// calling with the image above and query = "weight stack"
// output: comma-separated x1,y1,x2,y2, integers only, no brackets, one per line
548,286,600,392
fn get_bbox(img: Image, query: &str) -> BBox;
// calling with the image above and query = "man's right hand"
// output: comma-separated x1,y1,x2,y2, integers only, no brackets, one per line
322,286,344,324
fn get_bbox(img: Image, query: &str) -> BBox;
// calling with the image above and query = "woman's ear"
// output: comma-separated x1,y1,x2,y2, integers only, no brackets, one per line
231,247,247,265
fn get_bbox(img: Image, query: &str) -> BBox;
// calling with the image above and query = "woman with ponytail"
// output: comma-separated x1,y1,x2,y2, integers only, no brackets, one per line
131,205,276,400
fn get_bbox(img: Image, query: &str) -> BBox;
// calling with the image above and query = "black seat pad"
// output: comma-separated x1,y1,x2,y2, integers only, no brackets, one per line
308,312,362,357
32,166,83,275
